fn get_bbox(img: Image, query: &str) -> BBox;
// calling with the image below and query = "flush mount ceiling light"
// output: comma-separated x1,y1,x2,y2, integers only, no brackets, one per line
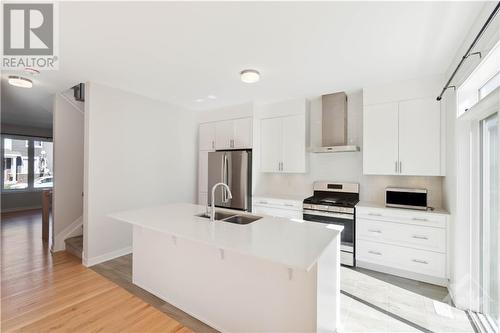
207,95,217,100
8,76,33,88
240,69,260,83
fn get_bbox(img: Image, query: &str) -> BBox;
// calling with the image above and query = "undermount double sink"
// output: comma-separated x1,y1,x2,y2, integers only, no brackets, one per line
195,210,262,225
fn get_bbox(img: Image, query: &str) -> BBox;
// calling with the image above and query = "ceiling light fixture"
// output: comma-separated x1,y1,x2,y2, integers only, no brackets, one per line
195,98,204,103
207,95,217,100
240,69,260,83
8,76,33,88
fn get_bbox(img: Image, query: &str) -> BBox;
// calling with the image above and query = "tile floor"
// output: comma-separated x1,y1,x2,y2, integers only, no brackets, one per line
340,266,475,333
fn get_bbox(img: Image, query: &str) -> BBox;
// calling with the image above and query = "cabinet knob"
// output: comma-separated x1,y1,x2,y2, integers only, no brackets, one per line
368,229,382,233
368,250,382,256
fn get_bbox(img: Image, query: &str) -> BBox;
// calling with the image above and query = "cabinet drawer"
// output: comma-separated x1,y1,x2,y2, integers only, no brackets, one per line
357,240,446,278
253,197,302,210
253,206,302,219
356,206,446,228
357,218,446,253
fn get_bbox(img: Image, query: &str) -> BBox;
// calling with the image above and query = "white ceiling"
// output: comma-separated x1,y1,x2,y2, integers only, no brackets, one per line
1,1,487,129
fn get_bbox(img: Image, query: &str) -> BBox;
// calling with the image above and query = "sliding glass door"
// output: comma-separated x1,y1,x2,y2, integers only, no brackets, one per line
481,113,499,332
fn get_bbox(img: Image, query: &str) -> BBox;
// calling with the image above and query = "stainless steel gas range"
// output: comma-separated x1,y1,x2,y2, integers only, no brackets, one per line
302,181,359,266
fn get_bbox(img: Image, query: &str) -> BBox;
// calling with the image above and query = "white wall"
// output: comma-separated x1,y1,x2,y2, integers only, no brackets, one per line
254,89,444,208
84,82,197,266
52,91,84,251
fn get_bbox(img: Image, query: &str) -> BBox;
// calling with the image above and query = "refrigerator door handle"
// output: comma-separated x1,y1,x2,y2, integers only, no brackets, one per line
223,153,229,203
221,154,226,203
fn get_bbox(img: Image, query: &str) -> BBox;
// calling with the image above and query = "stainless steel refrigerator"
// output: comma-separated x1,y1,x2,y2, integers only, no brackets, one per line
207,150,252,211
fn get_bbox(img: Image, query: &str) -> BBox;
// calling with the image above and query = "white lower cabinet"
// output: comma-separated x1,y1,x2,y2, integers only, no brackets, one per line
356,204,449,286
357,240,446,279
252,197,302,219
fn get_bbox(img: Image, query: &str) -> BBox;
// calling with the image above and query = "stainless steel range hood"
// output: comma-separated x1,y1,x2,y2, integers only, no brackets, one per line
312,92,360,153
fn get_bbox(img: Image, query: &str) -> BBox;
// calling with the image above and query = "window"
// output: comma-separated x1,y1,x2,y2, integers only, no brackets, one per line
458,40,500,117
34,141,53,188
1,136,53,191
481,113,499,332
480,72,500,100
3,138,29,190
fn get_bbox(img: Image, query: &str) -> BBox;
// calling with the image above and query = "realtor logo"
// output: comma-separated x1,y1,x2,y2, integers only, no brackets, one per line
2,2,58,70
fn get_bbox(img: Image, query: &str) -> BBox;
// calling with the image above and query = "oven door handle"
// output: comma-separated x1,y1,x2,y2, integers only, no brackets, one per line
303,209,354,220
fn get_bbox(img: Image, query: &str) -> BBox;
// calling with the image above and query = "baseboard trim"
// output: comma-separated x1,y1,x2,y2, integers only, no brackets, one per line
53,216,83,252
83,246,132,267
357,260,448,287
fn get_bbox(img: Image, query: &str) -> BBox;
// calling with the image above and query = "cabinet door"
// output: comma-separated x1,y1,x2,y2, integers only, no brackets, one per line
363,102,399,175
282,114,306,173
199,123,215,151
233,118,253,149
260,118,282,172
215,120,233,150
198,151,209,193
398,98,441,176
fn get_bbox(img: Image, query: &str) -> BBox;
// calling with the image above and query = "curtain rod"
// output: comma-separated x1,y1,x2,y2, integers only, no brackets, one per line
437,1,500,101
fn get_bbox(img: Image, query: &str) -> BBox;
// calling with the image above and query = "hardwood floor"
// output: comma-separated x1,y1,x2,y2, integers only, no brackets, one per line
92,255,218,333
1,209,193,332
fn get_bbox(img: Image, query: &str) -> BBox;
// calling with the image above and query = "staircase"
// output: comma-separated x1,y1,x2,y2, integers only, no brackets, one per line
65,236,83,259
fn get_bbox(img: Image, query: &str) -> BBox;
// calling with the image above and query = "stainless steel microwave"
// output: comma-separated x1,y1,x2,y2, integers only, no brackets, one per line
385,187,427,210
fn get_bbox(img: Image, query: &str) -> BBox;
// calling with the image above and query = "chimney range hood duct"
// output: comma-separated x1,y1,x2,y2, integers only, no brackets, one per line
313,92,360,153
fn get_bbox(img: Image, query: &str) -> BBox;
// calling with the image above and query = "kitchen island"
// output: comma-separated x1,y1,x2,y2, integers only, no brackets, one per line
109,203,342,333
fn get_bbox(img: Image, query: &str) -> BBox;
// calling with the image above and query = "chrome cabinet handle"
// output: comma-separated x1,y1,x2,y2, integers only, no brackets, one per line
395,161,398,173
212,141,215,149
412,259,428,264
259,200,268,204
399,161,402,173
284,203,294,207
412,235,428,240
368,213,382,216
368,229,382,233
368,250,382,255
412,217,428,222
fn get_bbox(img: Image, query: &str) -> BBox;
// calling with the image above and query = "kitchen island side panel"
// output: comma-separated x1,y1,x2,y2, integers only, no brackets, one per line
132,225,339,333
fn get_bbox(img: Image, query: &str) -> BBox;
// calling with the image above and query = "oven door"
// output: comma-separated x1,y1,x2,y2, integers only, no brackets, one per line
303,209,354,248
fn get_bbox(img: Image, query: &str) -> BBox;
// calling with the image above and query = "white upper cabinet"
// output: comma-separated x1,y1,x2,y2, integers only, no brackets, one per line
215,120,234,150
398,99,441,176
363,103,399,175
363,97,443,176
200,118,253,151
260,117,282,172
233,118,253,149
214,118,253,150
260,113,307,173
282,114,306,173
199,122,215,151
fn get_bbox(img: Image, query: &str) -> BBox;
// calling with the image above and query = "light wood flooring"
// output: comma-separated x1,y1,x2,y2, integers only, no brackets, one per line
1,209,193,332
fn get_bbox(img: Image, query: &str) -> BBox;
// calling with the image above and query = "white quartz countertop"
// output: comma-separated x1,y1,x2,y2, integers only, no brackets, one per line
109,203,342,271
356,201,450,215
